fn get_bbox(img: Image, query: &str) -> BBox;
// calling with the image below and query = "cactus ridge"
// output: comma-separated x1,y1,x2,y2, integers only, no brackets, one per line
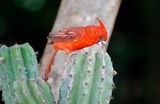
0,43,54,104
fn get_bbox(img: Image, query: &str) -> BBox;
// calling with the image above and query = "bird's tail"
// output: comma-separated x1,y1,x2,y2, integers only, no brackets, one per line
45,49,58,81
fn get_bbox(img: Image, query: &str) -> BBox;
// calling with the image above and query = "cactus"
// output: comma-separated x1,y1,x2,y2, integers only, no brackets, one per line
58,44,115,104
0,43,54,104
0,43,115,104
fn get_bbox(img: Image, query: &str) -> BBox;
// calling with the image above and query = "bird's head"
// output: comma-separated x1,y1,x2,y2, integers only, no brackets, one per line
96,17,108,41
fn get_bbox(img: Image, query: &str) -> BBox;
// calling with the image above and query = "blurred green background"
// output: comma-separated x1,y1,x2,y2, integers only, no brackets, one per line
0,0,160,104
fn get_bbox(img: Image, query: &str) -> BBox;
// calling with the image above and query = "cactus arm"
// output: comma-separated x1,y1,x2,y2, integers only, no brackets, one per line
58,44,115,104
0,43,54,104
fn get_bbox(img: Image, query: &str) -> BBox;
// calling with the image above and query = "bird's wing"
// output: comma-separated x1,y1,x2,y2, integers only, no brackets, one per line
48,27,85,43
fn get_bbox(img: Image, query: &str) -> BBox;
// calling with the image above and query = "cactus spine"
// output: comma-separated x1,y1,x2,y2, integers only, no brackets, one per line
0,43,54,104
58,44,115,104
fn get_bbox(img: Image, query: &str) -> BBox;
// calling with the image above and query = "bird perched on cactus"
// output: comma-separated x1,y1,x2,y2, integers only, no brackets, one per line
45,17,108,81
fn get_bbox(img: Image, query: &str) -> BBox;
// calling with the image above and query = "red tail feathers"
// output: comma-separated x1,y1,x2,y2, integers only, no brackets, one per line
45,50,58,81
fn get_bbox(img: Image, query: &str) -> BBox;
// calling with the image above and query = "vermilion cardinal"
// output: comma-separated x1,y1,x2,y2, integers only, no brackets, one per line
45,17,108,81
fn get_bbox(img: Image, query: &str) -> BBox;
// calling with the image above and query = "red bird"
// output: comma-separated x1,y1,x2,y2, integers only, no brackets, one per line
45,17,108,81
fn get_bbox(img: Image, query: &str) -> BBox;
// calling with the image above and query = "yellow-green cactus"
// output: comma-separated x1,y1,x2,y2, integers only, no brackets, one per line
0,43,54,104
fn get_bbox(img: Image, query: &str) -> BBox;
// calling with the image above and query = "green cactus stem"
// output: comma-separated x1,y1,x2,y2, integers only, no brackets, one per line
58,44,116,104
0,43,54,104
